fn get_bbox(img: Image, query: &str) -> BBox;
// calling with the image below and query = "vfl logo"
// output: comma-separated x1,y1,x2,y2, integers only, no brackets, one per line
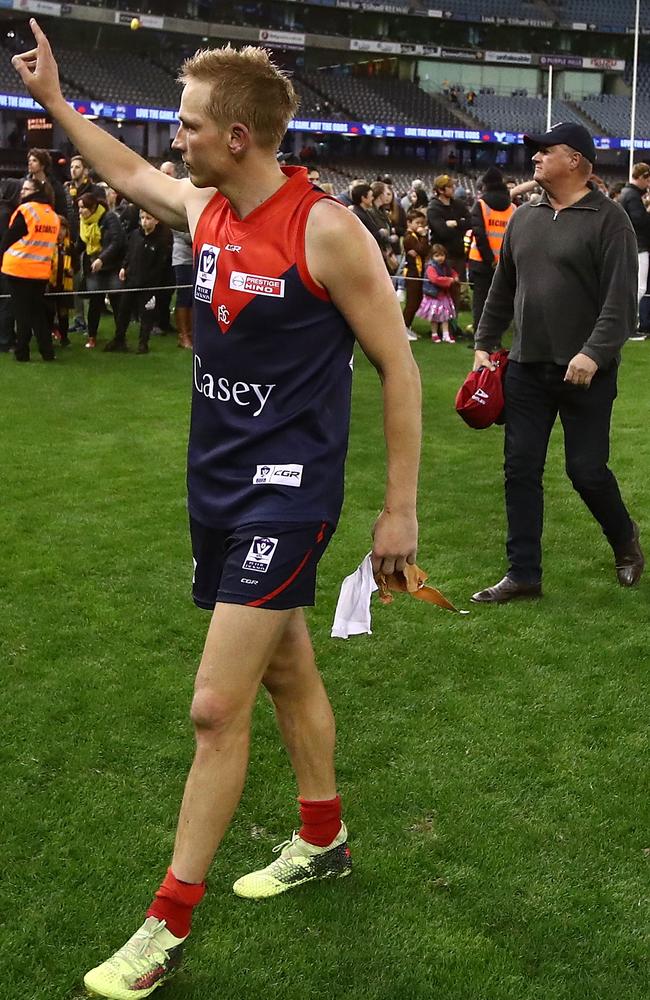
253,464,303,487
195,244,220,303
230,271,285,298
471,388,490,405
242,536,279,574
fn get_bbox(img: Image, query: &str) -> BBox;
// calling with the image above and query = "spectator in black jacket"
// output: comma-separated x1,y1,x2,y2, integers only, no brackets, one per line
350,182,385,248
105,210,171,354
26,147,68,220
427,173,470,295
472,122,642,603
66,154,106,333
0,178,21,352
618,162,650,338
77,192,125,349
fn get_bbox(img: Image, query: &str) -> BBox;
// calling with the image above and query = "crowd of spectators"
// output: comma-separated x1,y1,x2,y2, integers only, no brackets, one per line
3,144,650,361
0,150,191,360
326,158,650,344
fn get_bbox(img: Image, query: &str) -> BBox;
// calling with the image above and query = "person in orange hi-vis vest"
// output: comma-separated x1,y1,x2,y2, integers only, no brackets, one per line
1,175,59,361
468,166,515,333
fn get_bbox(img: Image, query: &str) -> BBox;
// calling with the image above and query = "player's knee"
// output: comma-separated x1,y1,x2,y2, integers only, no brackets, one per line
190,688,245,736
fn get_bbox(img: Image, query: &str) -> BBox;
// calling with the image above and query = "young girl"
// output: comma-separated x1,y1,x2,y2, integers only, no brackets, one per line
416,243,459,343
48,214,77,346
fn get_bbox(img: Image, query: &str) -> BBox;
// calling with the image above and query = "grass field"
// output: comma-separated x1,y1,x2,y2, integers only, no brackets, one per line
1,314,649,1000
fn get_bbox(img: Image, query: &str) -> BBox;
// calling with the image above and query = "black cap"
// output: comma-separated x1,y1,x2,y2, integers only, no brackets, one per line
523,122,596,164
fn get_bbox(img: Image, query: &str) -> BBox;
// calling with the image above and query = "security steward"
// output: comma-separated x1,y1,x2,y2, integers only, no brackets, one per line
468,166,515,332
1,176,59,362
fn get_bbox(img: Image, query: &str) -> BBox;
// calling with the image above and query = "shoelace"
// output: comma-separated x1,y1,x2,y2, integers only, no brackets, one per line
110,920,170,975
269,831,306,869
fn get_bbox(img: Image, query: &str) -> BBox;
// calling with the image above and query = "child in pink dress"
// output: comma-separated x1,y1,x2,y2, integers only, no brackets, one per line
416,243,459,342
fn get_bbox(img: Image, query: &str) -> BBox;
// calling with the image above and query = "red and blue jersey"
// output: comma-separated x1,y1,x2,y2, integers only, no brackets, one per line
188,166,355,529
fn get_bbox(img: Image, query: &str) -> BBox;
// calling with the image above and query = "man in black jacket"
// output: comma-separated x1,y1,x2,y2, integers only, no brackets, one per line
350,182,385,248
105,209,171,354
618,161,650,338
471,123,643,603
426,173,469,289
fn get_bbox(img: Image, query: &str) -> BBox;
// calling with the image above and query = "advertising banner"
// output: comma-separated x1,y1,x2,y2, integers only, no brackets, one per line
258,29,305,49
350,38,401,54
13,0,60,15
484,50,533,65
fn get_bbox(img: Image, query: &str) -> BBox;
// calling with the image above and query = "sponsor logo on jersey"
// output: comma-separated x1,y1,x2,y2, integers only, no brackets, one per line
242,536,279,573
193,355,275,416
225,244,242,252
195,244,220,302
229,271,285,298
253,464,303,487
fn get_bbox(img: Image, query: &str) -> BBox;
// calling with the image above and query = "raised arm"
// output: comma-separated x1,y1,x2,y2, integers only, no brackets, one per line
12,19,210,232
306,199,421,575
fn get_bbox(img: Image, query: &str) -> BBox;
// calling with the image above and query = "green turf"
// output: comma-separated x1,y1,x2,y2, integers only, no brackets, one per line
1,315,649,1000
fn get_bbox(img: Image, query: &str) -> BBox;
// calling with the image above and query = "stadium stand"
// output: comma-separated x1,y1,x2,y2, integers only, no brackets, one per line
578,94,650,139
52,45,181,107
549,0,650,31
430,0,553,22
462,95,597,135
297,72,468,127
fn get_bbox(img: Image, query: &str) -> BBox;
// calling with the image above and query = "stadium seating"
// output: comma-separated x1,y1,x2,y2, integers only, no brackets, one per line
429,0,552,22
549,0,650,31
297,72,468,127
578,94,650,139
462,95,594,134
52,45,181,107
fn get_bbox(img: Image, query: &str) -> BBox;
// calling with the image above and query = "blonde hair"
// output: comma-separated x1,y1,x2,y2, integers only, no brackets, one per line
179,45,300,149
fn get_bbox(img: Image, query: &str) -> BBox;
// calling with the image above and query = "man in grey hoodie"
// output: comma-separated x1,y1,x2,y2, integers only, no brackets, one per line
471,123,644,603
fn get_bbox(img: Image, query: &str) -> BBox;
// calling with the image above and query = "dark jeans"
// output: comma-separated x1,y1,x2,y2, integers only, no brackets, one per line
8,276,53,361
0,274,15,351
115,289,156,343
469,265,494,331
504,360,633,584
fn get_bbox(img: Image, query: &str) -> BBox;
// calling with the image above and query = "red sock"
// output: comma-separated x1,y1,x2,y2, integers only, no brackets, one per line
298,795,342,847
146,867,206,939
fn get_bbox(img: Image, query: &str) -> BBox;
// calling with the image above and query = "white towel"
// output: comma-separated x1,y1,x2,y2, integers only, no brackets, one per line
331,553,378,639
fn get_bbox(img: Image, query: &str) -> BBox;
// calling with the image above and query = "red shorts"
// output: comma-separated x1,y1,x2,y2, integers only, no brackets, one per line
190,518,334,611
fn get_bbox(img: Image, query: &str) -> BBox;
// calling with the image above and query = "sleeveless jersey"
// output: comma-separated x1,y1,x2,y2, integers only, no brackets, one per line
189,166,355,529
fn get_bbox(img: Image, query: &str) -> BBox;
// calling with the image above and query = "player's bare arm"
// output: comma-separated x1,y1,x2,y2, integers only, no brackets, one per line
12,18,212,232
306,199,421,574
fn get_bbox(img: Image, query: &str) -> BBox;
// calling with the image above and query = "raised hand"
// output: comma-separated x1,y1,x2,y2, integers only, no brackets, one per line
11,19,64,109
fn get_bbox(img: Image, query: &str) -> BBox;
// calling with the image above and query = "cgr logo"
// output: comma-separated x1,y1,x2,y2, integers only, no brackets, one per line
195,244,220,303
242,536,279,574
253,464,303,487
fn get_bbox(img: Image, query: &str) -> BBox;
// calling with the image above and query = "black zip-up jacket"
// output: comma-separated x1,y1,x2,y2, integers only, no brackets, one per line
618,182,650,252
475,188,637,369
121,224,171,289
76,207,125,275
427,195,469,259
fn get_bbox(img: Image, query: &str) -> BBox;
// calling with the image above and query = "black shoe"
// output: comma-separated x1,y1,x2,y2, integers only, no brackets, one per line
613,521,644,587
471,575,542,604
136,341,149,354
104,339,129,352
